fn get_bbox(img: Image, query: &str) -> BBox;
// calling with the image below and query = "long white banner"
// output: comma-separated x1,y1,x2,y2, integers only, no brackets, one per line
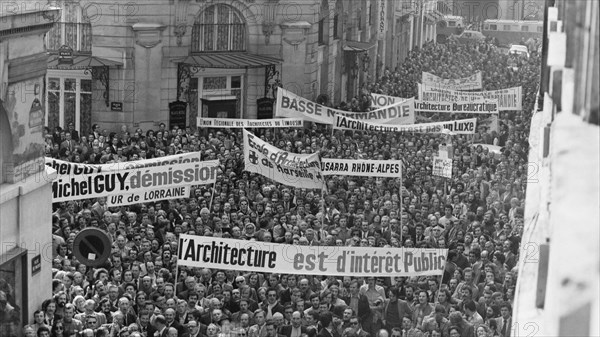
177,235,447,277
414,99,499,114
333,115,477,134
422,71,483,90
198,118,304,128
370,93,411,109
276,88,415,125
45,154,219,205
419,84,522,111
243,129,325,189
321,159,402,177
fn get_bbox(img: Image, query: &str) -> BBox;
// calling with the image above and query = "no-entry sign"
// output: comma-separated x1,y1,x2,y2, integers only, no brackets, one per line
73,228,112,267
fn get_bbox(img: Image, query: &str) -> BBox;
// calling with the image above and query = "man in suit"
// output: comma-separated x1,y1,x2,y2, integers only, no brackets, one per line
60,132,77,153
279,311,308,337
151,315,169,337
495,302,512,337
164,308,185,336
282,193,296,212
341,281,371,332
181,320,207,337
248,309,267,337
91,197,108,219
382,288,412,331
503,240,517,270
67,122,80,142
263,288,285,320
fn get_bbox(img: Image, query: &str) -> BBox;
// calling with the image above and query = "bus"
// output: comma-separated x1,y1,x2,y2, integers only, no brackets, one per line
482,19,543,47
436,15,465,43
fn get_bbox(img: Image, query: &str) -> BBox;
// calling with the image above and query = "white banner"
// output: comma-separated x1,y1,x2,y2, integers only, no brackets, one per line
422,71,483,90
243,129,325,189
432,156,453,178
333,115,477,134
198,118,304,128
370,93,411,109
419,84,522,111
177,235,447,277
276,88,415,125
321,159,402,177
45,154,219,205
414,99,499,114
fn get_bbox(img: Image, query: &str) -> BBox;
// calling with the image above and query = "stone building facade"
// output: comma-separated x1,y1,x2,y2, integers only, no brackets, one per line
43,0,438,133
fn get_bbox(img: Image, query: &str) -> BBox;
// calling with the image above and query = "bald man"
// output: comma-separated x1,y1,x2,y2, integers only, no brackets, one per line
279,311,308,337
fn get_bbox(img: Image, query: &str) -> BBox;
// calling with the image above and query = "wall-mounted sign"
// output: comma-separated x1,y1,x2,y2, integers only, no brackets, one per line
257,97,274,119
58,45,74,65
169,100,187,130
110,102,123,112
31,255,41,276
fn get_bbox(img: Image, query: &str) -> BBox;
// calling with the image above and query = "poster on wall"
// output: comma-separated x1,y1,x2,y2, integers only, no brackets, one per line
169,101,187,130
2,76,46,183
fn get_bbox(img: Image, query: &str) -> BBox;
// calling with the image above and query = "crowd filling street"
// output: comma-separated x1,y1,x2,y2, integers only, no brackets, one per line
1,39,540,337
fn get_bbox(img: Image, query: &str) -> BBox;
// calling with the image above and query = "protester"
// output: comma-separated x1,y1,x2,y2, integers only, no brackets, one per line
26,39,539,337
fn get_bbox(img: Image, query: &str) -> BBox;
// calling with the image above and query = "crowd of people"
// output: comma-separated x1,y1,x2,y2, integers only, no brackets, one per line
5,39,540,337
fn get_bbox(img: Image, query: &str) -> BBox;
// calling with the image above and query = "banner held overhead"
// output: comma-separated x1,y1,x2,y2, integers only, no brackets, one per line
177,235,447,277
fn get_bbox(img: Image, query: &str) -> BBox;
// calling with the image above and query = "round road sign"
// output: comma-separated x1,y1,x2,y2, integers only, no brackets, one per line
73,228,112,267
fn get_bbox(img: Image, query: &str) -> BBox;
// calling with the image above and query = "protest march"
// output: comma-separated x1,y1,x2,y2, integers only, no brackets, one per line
23,39,539,337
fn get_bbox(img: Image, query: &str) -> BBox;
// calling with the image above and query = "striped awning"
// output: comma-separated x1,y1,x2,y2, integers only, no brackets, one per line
47,54,123,69
174,53,282,69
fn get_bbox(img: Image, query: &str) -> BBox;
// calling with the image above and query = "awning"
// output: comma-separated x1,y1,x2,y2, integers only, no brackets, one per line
344,40,378,52
174,52,282,69
47,54,123,69
424,1,443,22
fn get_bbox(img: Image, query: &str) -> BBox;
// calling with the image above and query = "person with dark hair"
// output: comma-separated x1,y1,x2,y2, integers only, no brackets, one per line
382,288,412,331
316,311,335,337
495,302,512,337
448,312,474,337
37,326,51,337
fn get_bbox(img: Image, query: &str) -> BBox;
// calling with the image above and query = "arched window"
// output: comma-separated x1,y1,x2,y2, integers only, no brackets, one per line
192,4,246,52
46,1,92,53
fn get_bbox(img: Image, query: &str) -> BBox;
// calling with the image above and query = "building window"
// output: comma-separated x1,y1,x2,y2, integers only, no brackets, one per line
199,74,245,118
521,25,529,31
333,14,339,40
537,26,543,33
45,72,93,135
368,4,372,26
318,19,325,45
46,2,92,53
503,25,511,31
192,4,246,52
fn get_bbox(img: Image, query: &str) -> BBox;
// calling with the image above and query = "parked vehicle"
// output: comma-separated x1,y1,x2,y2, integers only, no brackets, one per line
482,19,543,47
437,15,465,43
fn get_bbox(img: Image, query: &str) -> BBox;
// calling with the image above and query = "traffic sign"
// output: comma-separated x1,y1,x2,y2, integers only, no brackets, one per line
73,228,112,267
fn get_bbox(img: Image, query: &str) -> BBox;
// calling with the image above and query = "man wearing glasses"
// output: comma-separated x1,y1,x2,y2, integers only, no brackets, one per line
348,317,369,337
84,316,98,332
182,320,206,337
